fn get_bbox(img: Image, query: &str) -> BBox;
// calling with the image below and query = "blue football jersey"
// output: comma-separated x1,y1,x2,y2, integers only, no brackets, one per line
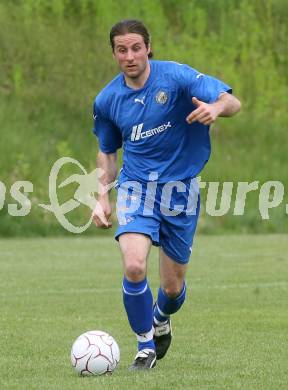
93,60,232,183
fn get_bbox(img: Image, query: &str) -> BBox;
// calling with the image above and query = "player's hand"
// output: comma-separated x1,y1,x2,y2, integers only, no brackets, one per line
186,97,219,125
92,198,113,229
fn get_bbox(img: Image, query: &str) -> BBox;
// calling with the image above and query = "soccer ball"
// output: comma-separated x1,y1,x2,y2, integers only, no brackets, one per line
71,330,120,376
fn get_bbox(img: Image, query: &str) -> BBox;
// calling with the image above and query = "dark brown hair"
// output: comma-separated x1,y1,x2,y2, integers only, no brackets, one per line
110,19,153,58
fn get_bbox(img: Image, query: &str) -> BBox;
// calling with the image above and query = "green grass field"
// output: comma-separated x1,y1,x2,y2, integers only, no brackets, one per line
0,235,287,389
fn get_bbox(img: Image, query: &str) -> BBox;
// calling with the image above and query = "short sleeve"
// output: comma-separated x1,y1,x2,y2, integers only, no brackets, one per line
177,64,232,103
92,101,122,153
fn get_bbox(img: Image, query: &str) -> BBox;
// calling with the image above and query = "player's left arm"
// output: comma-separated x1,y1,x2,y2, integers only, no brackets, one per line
186,92,241,125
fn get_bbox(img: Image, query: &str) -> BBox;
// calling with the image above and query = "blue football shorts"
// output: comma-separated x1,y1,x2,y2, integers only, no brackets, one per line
115,176,200,264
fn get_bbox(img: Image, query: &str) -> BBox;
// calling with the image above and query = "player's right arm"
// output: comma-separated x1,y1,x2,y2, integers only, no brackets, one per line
92,151,118,229
92,97,122,229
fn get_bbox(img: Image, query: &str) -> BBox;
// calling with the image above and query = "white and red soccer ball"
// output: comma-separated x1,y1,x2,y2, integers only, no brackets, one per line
71,330,120,376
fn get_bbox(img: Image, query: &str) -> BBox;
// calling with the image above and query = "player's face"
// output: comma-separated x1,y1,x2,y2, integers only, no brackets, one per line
113,33,150,79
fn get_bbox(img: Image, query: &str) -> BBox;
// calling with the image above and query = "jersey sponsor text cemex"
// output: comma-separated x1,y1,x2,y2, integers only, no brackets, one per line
131,122,172,141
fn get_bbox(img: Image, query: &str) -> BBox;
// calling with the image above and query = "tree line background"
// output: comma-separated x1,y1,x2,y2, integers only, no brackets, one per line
0,0,287,236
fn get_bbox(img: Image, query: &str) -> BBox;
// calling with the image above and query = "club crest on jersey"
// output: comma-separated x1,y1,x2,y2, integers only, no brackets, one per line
155,91,168,104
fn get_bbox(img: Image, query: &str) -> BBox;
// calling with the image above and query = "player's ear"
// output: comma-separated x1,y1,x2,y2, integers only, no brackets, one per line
147,44,151,56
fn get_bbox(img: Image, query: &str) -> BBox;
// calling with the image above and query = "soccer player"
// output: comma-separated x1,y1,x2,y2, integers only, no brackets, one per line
92,19,241,370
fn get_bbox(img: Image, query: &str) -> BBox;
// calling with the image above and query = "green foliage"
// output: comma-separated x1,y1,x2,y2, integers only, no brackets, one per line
0,0,287,236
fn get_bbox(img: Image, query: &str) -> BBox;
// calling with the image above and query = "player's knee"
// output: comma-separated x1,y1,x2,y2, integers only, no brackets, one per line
124,260,146,282
162,284,183,299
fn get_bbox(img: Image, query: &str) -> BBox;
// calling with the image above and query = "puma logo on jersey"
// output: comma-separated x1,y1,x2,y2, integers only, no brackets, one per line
131,122,172,141
134,96,146,106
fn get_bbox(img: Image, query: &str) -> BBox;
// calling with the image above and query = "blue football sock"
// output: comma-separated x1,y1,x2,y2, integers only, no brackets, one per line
122,276,155,351
154,283,186,323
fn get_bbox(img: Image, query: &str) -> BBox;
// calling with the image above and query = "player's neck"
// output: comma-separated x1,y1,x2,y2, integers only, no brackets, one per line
124,62,151,90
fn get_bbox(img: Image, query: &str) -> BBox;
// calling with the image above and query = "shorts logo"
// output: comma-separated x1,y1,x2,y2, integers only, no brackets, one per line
131,122,171,141
155,91,168,104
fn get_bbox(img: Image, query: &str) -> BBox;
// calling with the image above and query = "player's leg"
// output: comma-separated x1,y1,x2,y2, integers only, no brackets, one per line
154,179,200,359
158,248,187,312
118,232,156,369
153,249,187,359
